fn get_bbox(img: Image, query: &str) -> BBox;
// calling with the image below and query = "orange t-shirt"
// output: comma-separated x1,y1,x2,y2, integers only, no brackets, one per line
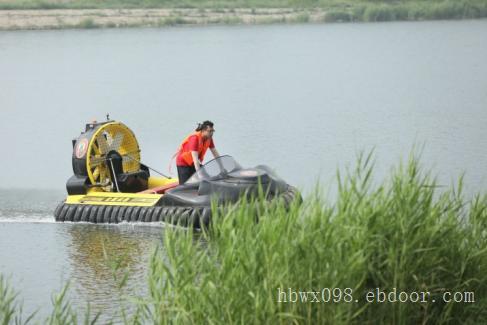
176,135,215,167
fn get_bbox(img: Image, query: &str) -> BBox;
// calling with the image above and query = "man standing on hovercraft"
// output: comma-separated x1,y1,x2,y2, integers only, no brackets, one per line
176,120,220,184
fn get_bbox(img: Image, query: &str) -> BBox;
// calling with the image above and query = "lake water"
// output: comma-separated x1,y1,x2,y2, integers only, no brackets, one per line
0,20,486,321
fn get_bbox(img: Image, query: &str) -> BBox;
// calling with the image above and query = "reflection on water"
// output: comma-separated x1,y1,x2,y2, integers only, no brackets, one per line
64,223,205,321
65,224,164,321
67,225,155,300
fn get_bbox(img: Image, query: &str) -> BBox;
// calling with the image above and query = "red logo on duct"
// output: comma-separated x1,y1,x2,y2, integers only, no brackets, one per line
75,138,89,159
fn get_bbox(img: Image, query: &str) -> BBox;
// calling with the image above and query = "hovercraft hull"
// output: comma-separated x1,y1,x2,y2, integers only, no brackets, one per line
54,185,299,228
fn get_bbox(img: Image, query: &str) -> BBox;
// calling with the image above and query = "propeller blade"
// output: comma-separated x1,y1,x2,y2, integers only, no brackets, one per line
110,132,124,151
122,154,134,162
90,155,106,166
96,134,109,154
93,166,100,181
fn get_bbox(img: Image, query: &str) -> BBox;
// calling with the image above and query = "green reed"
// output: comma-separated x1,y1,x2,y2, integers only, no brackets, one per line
1,153,486,324
140,153,487,324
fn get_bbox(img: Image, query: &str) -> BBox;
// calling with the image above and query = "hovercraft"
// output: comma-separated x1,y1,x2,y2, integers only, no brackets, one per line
54,120,300,228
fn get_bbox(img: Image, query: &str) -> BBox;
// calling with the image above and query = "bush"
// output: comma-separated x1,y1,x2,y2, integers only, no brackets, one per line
324,9,353,22
77,18,98,29
294,12,311,23
158,16,188,26
363,4,395,21
423,1,464,19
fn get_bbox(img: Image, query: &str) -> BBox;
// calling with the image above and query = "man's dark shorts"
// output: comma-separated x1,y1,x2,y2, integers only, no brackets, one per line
177,165,196,185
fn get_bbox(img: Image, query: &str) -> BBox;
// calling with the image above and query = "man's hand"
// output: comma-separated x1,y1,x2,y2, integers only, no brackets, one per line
220,168,228,177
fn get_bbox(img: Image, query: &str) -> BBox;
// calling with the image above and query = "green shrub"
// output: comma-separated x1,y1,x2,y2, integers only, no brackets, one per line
423,1,464,19
324,9,353,22
158,16,189,26
77,18,98,28
351,4,368,21
293,12,311,23
364,4,395,21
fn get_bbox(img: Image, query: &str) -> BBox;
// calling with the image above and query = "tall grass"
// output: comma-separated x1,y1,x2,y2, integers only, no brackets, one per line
140,153,487,323
1,154,486,323
1,275,23,325
0,275,37,325
1,275,100,324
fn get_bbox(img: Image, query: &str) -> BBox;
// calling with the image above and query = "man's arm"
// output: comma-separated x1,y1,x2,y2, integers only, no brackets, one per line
191,151,201,170
210,148,220,158
211,148,227,173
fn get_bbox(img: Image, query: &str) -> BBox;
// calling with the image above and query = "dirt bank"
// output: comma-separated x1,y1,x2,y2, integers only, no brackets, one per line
0,8,326,30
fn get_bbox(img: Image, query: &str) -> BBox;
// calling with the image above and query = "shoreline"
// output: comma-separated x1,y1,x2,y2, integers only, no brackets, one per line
1,4,487,31
0,8,325,30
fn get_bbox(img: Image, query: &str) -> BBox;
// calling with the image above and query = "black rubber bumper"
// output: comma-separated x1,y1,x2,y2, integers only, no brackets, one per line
54,203,212,228
53,186,301,229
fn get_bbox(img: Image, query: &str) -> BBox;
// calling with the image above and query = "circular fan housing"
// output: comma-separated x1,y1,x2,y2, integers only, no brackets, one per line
72,121,141,191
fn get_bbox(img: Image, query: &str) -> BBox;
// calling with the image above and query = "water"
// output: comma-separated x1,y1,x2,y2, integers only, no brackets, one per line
0,20,486,320
0,189,166,321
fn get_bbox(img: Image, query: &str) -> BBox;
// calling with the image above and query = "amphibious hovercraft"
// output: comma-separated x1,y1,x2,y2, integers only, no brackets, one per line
54,120,300,228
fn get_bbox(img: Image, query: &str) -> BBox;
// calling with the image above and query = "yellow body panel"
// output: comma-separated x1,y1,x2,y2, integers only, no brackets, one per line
65,191,162,206
65,177,178,206
148,176,178,188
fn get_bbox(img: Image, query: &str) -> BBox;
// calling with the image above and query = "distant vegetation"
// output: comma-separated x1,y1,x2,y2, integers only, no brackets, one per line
1,0,487,22
327,0,487,22
1,154,487,323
